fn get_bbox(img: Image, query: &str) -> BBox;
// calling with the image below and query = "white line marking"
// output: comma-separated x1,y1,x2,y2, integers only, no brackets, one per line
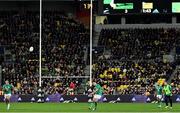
3,111,180,113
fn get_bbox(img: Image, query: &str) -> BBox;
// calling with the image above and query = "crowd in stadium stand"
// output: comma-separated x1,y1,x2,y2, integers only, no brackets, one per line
0,11,39,94
96,28,180,95
42,11,88,77
0,11,180,96
99,28,180,60
0,11,89,95
93,59,176,95
171,69,180,94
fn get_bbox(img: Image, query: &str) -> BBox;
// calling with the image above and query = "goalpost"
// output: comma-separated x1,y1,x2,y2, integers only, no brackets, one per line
37,0,43,103
90,0,93,87
39,0,42,88
37,0,93,101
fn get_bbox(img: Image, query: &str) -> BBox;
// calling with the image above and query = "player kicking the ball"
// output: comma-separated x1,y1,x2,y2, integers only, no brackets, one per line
3,80,14,110
89,81,103,111
154,82,163,108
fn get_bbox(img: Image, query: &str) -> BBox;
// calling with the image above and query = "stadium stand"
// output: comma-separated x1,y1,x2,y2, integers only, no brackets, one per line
171,69,180,94
99,28,180,60
93,59,175,95
0,11,89,95
0,12,179,96
94,28,180,95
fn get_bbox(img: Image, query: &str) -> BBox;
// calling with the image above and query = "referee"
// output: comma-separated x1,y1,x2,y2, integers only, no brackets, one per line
163,82,173,109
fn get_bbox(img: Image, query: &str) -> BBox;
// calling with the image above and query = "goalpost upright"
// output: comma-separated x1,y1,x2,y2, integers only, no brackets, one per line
37,0,44,103
90,0,93,87
39,0,42,87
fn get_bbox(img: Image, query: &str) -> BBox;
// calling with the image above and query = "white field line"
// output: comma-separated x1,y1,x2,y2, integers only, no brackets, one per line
2,112,180,113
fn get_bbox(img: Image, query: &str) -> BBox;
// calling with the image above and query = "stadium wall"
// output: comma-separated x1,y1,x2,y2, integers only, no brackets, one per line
0,95,179,103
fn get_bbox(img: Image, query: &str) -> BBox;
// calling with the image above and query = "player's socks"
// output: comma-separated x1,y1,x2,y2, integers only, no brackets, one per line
92,102,97,111
94,102,97,110
89,102,93,110
89,102,95,110
158,104,161,108
158,101,161,108
7,104,10,110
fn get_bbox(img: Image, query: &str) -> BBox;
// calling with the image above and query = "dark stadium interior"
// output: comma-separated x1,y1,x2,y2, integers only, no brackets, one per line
0,0,179,105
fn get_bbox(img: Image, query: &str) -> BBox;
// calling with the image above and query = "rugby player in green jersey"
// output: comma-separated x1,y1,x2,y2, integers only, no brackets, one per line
89,82,103,111
163,82,173,109
154,82,163,108
2,80,14,110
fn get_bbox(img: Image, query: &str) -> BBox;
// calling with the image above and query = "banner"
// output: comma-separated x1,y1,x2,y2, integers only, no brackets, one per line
0,94,179,103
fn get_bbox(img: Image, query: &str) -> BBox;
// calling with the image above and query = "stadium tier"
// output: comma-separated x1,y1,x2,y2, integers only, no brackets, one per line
99,28,180,60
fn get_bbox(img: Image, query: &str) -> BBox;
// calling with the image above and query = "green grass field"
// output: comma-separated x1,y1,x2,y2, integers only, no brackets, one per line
0,103,180,112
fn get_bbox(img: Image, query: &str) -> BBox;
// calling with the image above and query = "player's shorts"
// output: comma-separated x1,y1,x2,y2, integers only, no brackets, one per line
93,94,102,100
4,94,12,98
156,95,162,99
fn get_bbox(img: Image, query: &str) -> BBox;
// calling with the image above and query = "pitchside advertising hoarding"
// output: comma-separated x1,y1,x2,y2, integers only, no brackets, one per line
0,94,180,103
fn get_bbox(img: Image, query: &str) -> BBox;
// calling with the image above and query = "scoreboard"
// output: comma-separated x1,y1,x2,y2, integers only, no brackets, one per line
102,0,180,14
